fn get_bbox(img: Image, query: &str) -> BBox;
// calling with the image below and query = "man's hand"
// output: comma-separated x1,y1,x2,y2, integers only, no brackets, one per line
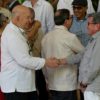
45,58,59,68
58,58,67,65
80,82,87,93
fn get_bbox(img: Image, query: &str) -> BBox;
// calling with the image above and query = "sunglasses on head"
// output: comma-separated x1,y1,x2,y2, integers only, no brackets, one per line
88,22,95,26
73,6,83,10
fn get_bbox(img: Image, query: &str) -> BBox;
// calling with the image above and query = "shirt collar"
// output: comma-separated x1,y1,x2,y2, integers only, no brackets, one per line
73,14,88,21
10,21,25,32
92,31,100,39
9,21,26,37
54,25,68,31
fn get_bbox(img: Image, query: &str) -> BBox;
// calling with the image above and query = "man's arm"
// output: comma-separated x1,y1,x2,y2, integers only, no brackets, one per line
82,40,100,84
6,27,59,70
59,50,84,65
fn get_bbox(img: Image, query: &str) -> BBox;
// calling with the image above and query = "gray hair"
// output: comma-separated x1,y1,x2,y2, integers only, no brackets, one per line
89,12,100,24
93,12,100,24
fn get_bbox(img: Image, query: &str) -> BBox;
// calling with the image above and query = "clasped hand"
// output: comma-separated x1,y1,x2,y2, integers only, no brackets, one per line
45,58,67,68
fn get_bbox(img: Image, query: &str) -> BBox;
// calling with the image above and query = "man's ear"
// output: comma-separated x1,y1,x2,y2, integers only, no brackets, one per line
64,19,68,26
94,24,100,31
96,24,100,30
16,15,20,22
83,5,88,12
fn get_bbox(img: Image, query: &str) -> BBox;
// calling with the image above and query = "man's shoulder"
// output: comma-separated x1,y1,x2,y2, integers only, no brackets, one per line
41,0,53,8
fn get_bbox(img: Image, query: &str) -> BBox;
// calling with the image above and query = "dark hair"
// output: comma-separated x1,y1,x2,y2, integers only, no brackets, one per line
28,7,35,23
72,0,88,7
54,9,70,25
28,7,35,17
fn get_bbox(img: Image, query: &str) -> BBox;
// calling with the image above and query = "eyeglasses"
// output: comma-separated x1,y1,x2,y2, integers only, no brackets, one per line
73,6,83,10
88,22,95,26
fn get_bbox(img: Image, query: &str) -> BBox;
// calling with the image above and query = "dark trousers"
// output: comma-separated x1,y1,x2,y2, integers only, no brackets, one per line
0,89,5,100
50,90,77,100
35,69,49,100
80,90,84,100
4,91,38,100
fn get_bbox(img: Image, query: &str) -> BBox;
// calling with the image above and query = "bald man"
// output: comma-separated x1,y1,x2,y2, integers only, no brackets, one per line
0,5,59,100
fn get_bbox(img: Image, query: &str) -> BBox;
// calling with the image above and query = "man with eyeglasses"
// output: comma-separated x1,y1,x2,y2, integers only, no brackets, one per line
69,0,91,47
60,12,100,100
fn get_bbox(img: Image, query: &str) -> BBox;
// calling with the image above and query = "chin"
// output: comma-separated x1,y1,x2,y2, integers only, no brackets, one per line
88,32,93,36
26,26,31,30
28,25,33,29
24,27,29,31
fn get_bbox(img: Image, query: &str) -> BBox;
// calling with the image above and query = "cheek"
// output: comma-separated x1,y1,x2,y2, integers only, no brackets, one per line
74,10,80,13
88,26,94,34
25,20,30,24
23,20,28,26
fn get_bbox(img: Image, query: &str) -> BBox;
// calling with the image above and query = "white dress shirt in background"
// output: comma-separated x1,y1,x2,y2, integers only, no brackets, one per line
57,0,100,14
57,0,73,15
87,0,100,14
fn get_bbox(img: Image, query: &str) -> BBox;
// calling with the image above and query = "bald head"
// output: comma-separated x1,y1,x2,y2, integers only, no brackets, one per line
12,5,30,17
12,5,35,30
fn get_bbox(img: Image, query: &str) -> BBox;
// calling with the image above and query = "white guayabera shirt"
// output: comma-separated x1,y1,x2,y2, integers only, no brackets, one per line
0,22,45,93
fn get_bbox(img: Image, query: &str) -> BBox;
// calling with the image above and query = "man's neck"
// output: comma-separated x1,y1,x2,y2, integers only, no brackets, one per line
77,13,87,20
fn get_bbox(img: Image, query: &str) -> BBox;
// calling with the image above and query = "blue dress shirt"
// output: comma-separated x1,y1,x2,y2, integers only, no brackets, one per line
69,15,91,47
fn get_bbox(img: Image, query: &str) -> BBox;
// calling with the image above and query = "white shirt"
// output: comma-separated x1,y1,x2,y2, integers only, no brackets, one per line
57,0,100,14
57,0,73,15
23,0,55,34
87,0,100,14
0,22,45,93
42,26,84,91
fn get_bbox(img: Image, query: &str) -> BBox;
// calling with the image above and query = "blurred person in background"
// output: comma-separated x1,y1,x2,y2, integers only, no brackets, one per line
69,0,91,47
87,0,100,13
59,12,100,100
0,0,11,21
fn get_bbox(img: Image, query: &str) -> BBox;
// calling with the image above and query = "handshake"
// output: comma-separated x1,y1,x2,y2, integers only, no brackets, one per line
45,58,67,68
